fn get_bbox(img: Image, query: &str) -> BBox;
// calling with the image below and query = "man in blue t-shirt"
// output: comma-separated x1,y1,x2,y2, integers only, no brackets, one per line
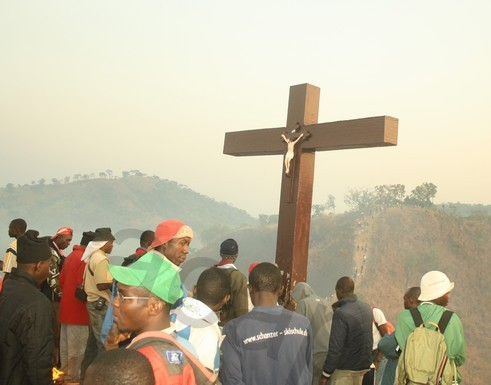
221,262,313,385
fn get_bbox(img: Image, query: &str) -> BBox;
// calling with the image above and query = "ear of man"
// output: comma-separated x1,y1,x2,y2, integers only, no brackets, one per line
147,298,167,316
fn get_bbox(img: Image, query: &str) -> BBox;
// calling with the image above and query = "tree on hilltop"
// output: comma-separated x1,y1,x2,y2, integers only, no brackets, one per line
405,182,437,207
344,188,375,212
374,184,405,207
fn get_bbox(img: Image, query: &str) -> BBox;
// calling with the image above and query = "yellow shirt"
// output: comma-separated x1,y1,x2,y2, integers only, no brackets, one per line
84,249,113,302
3,240,17,273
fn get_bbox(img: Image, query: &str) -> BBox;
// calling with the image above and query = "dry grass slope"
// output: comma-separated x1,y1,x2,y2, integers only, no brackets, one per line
281,207,489,384
355,207,490,385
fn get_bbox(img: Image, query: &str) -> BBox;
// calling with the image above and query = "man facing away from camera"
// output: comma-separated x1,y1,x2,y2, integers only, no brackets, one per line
220,262,313,385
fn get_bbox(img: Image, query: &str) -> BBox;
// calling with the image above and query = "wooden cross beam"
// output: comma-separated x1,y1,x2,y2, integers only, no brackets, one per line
223,83,398,301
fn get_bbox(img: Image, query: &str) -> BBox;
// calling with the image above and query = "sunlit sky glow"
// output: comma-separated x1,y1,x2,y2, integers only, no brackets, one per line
1,1,490,216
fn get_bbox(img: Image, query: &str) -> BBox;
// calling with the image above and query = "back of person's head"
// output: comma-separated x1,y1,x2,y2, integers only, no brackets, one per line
17,230,52,265
220,238,238,259
140,230,155,248
84,348,154,385
406,286,421,297
404,286,421,309
80,231,96,247
249,262,282,293
335,276,355,298
291,282,316,303
10,218,27,233
195,267,231,308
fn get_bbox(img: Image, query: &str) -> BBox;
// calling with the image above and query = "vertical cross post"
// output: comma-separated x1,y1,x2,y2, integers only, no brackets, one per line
276,84,319,302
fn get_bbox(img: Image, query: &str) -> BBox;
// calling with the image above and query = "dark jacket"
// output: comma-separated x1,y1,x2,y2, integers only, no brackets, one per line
215,263,248,326
122,247,147,266
0,269,54,385
323,294,373,374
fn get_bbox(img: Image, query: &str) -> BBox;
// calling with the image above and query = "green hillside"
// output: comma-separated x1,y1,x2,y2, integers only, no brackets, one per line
0,176,256,253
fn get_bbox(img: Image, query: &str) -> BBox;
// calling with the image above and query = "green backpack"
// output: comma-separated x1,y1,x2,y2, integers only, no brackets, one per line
397,308,457,385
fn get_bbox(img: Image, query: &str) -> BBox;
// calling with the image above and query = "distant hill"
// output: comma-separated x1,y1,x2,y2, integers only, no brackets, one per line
0,176,256,255
439,202,491,217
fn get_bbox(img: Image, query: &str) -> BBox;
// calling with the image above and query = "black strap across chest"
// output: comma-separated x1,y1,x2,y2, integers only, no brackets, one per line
409,307,453,333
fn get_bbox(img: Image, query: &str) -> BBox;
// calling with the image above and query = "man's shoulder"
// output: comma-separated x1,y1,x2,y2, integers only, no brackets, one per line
217,266,247,284
237,306,309,324
229,268,247,280
287,309,312,331
2,278,51,312
65,248,84,263
339,297,370,311
129,331,217,383
372,307,387,322
420,304,463,326
91,250,109,263
223,307,262,329
129,331,180,349
174,297,218,327
301,295,331,308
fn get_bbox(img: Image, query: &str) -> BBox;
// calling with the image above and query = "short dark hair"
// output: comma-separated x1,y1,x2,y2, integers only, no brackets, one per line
10,218,27,233
85,348,154,385
249,262,282,293
335,276,355,294
140,230,155,247
405,286,421,300
195,267,230,308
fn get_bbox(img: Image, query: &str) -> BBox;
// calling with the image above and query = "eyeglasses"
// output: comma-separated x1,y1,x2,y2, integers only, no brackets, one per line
116,290,153,302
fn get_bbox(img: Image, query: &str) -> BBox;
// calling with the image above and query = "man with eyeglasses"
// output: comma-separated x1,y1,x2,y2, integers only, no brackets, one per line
107,251,218,385
103,220,193,349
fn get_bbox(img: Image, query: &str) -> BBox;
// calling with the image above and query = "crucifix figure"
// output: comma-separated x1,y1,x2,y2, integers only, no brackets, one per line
281,132,304,176
223,83,398,302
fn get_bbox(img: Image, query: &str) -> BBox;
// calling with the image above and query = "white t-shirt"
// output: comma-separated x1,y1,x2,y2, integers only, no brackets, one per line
372,307,387,349
171,297,222,374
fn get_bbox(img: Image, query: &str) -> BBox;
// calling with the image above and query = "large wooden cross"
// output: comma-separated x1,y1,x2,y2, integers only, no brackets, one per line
223,83,398,301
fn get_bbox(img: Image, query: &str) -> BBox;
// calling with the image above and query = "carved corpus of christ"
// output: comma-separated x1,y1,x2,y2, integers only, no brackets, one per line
281,132,304,176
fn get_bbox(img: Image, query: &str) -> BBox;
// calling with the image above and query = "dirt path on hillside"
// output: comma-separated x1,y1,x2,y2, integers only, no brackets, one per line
352,214,373,286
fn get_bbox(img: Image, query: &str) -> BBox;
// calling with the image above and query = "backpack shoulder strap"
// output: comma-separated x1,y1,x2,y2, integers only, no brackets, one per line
409,307,423,327
438,310,453,334
129,332,217,383
87,261,95,276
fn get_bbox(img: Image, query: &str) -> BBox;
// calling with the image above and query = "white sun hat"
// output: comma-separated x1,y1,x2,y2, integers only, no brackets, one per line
418,271,454,301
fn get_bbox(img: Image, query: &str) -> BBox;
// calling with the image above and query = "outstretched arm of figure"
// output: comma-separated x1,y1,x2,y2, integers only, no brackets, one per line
292,133,304,145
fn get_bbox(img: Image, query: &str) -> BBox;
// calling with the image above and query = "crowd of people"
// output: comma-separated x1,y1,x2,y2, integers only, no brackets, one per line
0,217,466,385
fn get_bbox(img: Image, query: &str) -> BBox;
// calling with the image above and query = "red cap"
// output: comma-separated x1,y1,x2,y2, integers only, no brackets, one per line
51,226,73,239
248,263,259,275
148,220,193,250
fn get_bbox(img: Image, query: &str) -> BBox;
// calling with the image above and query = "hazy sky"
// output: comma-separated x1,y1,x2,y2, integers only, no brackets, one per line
1,1,490,217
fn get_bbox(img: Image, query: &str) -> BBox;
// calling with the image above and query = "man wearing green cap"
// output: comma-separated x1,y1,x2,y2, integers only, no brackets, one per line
108,252,217,385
